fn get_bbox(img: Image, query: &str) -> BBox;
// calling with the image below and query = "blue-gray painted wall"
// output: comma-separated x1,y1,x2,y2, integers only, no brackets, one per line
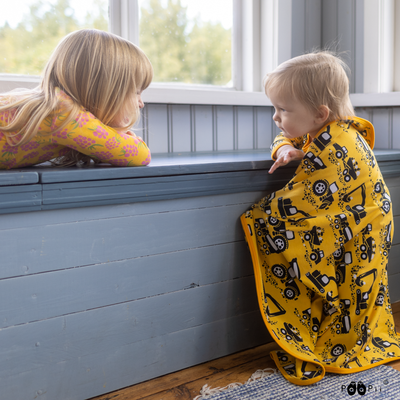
1,2,400,399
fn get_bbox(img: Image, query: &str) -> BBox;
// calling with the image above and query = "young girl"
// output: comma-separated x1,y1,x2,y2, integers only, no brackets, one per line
241,52,400,385
0,29,152,169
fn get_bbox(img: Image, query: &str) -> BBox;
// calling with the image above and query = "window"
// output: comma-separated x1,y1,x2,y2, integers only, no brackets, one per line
138,0,232,87
0,0,109,76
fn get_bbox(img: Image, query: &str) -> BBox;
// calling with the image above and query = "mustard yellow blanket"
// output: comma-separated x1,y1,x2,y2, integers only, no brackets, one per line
241,117,400,385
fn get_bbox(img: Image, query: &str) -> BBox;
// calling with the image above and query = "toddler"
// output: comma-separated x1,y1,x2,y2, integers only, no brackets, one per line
241,51,400,385
0,29,152,169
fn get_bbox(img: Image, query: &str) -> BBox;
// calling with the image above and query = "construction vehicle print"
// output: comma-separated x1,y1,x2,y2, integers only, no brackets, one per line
332,213,353,244
374,180,391,214
271,259,301,300
264,293,286,317
277,351,289,363
343,356,363,369
343,184,367,225
254,217,295,255
375,285,386,306
313,126,332,151
300,361,322,380
332,143,360,182
312,317,321,333
355,269,377,315
271,258,300,281
281,322,303,343
356,316,370,349
323,343,346,364
304,151,327,172
302,308,311,322
358,224,375,262
306,270,335,293
335,299,351,334
356,134,376,168
312,179,339,210
335,251,352,285
303,226,325,264
371,336,400,352
381,221,392,257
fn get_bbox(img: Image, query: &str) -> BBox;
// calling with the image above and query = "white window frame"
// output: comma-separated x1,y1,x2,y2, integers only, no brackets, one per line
2,0,400,107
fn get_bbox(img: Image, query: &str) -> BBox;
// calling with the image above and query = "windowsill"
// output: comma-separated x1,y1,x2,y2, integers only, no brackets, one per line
1,149,400,215
2,74,400,107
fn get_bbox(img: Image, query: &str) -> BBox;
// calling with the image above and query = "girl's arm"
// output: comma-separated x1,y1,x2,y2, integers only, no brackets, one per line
48,109,151,167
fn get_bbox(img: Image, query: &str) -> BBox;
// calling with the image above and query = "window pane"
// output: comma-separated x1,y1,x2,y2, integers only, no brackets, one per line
0,0,109,75
139,0,232,86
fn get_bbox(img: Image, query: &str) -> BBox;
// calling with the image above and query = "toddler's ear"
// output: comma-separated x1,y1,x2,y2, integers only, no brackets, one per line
316,105,330,124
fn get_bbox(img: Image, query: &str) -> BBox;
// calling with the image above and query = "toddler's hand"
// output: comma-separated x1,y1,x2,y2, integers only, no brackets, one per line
269,145,304,174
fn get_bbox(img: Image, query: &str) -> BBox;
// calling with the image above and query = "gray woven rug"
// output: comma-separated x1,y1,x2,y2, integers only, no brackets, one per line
199,365,400,400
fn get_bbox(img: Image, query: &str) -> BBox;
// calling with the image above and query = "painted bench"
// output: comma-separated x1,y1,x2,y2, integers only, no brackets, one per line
1,149,400,400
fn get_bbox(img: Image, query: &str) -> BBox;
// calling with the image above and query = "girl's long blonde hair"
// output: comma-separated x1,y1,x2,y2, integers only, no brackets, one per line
264,51,354,122
0,29,153,164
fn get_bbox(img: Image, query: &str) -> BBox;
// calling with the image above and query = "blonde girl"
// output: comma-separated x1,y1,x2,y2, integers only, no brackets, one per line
0,29,153,169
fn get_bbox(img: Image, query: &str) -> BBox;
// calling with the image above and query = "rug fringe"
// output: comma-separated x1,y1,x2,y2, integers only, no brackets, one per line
193,368,277,400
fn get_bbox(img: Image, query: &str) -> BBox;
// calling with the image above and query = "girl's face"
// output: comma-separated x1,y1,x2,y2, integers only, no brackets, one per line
111,91,144,128
269,88,323,140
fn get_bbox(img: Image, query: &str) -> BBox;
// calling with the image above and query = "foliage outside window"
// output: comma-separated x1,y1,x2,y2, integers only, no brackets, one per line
139,0,232,86
0,0,108,75
0,0,232,87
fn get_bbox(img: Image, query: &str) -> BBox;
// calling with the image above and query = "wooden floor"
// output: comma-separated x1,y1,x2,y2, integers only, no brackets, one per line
91,302,400,400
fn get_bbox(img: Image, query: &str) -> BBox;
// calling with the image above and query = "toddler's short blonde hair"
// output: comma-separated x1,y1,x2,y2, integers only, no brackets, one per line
264,51,354,121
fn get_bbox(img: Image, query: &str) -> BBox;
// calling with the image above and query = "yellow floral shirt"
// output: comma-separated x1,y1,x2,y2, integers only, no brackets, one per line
0,89,151,169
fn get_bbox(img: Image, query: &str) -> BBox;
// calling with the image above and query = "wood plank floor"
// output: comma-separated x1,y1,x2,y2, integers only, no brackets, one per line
90,302,400,400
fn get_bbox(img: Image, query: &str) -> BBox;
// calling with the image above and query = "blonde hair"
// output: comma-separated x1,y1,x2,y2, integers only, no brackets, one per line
264,51,354,122
0,29,153,165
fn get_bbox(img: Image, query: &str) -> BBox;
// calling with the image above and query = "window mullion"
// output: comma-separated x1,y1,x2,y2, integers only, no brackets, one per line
109,0,139,45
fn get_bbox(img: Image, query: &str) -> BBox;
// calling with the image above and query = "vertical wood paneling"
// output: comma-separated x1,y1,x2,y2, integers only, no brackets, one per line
194,105,214,152
237,106,254,150
216,105,234,151
322,0,338,49
372,108,392,149
392,108,400,150
355,107,372,123
305,0,323,51
256,107,270,149
171,105,191,152
292,0,322,57
322,0,363,93
337,0,356,93
147,104,169,153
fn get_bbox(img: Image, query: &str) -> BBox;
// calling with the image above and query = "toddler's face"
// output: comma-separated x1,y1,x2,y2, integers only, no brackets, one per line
269,89,322,140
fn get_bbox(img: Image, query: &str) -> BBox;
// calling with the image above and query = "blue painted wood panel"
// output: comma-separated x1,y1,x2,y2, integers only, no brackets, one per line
0,184,42,213
0,202,254,278
216,106,234,151
0,171,38,186
194,105,214,151
256,107,271,150
0,242,252,328
237,107,254,150
146,104,169,153
0,310,268,400
171,104,191,152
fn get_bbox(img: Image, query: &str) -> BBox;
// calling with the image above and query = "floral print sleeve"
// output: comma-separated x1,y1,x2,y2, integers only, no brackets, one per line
0,89,151,169
270,133,307,160
49,108,151,167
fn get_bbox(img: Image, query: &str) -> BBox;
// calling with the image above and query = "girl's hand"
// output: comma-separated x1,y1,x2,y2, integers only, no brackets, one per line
125,130,143,140
269,145,304,174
